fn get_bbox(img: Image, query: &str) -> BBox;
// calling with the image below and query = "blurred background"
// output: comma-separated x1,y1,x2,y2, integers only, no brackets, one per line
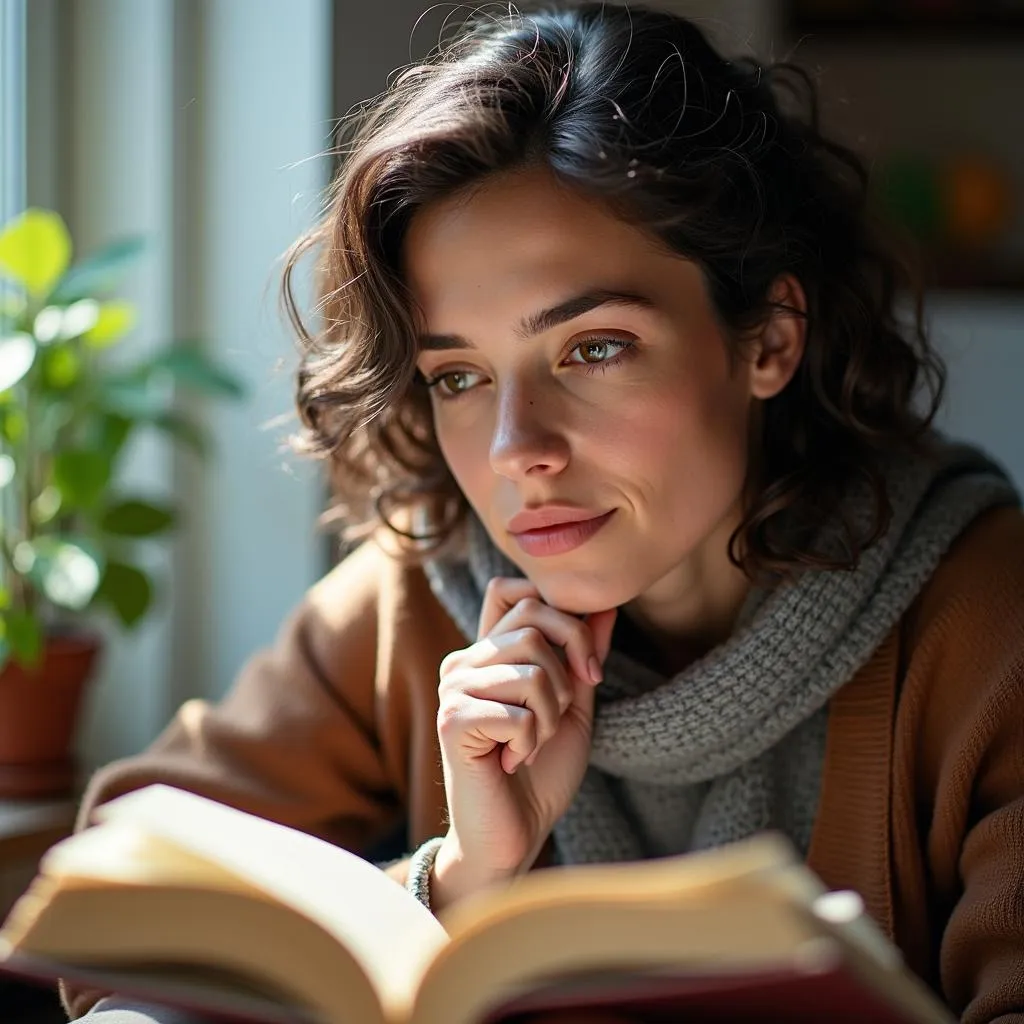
0,0,1021,820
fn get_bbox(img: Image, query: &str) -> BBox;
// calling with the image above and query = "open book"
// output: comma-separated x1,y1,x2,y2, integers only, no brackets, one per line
0,784,954,1024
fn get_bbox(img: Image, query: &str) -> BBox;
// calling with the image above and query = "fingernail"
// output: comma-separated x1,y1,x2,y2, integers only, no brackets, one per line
588,655,603,683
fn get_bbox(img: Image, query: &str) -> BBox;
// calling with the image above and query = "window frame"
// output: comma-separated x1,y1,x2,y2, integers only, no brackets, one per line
0,0,26,226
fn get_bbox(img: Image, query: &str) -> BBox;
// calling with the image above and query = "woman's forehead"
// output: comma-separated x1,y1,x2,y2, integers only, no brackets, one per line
403,170,672,311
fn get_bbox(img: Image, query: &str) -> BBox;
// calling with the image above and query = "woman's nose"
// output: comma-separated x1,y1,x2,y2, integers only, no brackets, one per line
488,384,570,480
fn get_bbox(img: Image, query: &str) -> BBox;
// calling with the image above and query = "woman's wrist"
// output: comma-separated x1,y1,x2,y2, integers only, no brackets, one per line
429,833,472,914
429,832,518,914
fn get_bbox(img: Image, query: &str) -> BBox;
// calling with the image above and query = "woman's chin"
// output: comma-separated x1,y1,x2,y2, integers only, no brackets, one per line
530,571,637,617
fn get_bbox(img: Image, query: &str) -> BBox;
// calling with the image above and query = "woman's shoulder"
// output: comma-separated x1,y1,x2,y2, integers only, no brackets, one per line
908,502,1024,644
303,538,393,624
900,503,1024,747
298,536,461,661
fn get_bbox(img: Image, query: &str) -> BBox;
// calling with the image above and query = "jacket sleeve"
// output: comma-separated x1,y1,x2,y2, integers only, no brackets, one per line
937,659,1024,1024
61,541,406,1018
908,507,1024,1024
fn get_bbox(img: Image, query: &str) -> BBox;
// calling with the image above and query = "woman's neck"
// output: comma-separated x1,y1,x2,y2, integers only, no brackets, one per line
623,509,752,675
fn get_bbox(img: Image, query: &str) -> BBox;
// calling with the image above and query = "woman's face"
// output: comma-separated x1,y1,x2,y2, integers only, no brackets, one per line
404,166,788,615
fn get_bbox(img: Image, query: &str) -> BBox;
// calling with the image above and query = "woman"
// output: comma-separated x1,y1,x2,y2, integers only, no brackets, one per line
69,3,1023,1022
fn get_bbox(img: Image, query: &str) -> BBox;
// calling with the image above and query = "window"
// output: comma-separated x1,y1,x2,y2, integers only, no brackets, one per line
0,0,26,227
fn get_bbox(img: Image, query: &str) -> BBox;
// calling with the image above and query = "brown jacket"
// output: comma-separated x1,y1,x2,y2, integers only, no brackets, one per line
65,507,1024,1022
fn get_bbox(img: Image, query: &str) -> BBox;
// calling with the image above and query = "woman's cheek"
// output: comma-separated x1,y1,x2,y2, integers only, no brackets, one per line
436,413,493,502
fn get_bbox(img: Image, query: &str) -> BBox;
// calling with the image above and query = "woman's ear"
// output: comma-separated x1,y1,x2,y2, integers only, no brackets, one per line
748,274,807,400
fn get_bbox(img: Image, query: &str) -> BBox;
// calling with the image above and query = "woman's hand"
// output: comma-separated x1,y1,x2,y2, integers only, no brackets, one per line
431,577,617,912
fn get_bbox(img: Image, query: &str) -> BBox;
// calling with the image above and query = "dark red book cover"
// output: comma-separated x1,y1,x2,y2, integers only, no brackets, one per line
483,958,930,1024
0,947,941,1024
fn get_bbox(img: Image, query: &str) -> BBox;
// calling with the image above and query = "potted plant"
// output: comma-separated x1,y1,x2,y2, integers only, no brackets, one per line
0,208,244,798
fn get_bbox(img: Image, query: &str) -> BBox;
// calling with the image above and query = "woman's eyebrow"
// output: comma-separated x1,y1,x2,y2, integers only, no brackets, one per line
417,287,657,351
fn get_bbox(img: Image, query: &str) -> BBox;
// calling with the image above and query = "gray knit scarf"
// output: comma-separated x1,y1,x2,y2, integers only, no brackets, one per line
424,438,1019,866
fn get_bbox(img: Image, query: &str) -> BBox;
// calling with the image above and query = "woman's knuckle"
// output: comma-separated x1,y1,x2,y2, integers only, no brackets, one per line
520,662,546,688
436,698,465,735
439,650,461,677
437,671,459,699
517,625,545,649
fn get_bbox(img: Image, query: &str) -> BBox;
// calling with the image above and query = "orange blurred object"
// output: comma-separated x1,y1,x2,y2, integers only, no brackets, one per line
941,154,1015,248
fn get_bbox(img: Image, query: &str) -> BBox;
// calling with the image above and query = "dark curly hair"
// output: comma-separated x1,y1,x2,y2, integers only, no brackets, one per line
281,1,945,578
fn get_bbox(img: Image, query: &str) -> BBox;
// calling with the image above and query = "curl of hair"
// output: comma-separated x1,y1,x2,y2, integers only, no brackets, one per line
281,1,945,578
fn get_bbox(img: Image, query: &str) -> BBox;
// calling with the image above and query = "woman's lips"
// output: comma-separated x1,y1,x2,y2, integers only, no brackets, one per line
509,509,615,557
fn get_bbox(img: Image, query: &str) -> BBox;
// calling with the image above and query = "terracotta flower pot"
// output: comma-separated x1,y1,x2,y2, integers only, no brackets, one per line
0,634,101,798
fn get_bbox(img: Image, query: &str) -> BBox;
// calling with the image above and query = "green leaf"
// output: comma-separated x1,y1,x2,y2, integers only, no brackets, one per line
100,499,176,537
151,410,210,458
0,209,72,299
0,453,14,488
4,610,43,666
97,379,219,459
0,332,37,392
41,345,81,389
1,406,26,442
83,300,136,348
147,344,246,399
17,536,104,610
93,412,135,462
53,449,111,508
100,373,170,418
36,395,75,448
96,560,152,628
30,485,62,525
49,236,145,304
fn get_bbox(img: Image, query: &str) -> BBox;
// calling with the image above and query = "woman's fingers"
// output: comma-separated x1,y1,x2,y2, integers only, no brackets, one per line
478,579,616,687
442,625,574,711
439,661,564,760
477,577,542,638
488,596,601,687
444,576,618,773
437,692,538,773
586,606,618,667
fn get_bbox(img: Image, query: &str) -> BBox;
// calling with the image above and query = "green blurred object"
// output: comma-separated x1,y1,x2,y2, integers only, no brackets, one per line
874,154,943,243
872,153,942,243
0,207,246,667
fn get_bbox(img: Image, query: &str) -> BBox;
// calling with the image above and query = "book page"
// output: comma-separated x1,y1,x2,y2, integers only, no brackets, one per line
42,821,267,894
90,785,449,1012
